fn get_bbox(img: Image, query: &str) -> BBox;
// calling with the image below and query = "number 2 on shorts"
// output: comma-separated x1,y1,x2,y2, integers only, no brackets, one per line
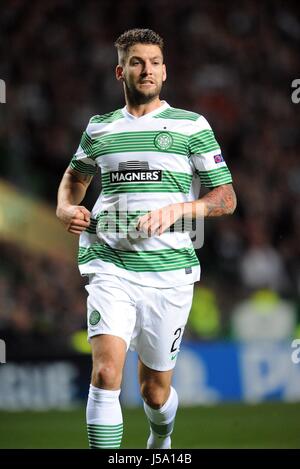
170,327,183,353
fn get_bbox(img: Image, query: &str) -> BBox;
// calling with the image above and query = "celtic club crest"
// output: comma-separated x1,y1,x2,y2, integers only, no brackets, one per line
154,132,173,150
89,310,101,326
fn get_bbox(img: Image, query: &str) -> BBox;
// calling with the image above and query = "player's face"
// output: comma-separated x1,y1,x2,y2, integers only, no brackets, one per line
117,44,167,105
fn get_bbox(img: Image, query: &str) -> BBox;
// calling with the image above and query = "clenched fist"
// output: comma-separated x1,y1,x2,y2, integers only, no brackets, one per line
56,204,91,236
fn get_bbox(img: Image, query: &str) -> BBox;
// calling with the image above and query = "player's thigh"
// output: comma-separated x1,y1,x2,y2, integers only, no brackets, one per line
91,334,127,387
137,283,194,371
86,274,137,387
138,358,173,405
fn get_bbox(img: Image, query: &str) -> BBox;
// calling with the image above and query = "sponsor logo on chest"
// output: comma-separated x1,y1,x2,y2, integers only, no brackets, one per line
110,161,162,183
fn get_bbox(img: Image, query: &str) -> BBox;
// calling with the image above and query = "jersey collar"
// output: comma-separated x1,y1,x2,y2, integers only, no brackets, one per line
122,101,170,120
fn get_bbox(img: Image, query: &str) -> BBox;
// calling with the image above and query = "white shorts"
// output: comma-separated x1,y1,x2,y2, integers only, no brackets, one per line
86,274,194,371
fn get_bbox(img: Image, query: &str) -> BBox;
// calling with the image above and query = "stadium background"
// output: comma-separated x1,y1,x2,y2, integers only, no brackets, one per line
0,0,300,448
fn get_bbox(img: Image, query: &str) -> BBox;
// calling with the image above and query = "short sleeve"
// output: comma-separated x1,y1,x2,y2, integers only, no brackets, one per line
69,119,98,175
189,116,232,188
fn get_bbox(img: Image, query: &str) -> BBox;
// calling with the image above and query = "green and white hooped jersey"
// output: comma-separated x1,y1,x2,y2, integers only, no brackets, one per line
70,101,232,288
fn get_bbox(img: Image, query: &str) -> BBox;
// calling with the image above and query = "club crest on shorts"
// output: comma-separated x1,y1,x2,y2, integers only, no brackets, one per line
154,132,173,151
89,310,101,326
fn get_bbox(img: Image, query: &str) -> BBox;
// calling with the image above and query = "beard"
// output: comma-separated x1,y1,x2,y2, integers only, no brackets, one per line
124,79,162,105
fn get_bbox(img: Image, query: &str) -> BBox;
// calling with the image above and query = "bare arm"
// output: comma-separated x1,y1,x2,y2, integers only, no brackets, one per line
56,167,93,235
181,183,237,218
137,184,237,236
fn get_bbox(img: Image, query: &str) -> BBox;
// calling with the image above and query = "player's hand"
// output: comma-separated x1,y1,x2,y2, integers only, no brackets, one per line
56,205,91,235
136,203,183,237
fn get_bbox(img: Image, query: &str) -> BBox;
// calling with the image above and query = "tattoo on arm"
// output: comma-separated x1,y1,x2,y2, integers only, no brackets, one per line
202,184,237,217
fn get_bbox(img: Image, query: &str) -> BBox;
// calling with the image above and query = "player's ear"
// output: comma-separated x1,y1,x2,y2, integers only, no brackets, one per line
116,65,124,82
162,64,167,82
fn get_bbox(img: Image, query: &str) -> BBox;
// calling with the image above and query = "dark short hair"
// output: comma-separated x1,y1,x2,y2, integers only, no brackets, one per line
114,28,164,64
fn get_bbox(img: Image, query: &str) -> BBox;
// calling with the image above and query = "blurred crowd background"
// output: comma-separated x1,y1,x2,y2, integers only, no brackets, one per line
0,0,299,357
